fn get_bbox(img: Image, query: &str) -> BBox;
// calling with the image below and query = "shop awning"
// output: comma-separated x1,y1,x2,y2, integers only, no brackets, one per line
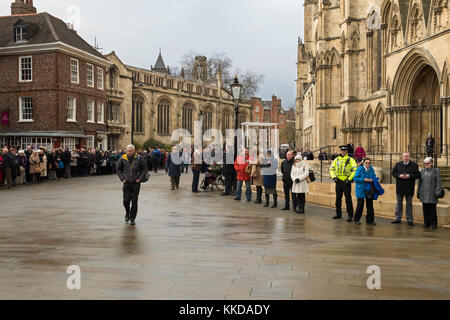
0,131,88,138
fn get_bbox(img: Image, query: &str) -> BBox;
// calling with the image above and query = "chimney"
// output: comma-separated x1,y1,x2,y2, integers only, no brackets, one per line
11,0,37,15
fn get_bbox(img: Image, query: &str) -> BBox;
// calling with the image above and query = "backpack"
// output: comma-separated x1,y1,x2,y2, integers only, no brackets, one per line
434,168,445,198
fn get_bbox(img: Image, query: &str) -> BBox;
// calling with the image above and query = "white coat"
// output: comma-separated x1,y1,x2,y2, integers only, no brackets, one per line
291,161,309,194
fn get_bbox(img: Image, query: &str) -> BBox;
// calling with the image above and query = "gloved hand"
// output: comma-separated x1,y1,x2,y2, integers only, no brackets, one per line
344,179,351,185
295,178,300,184
333,178,338,183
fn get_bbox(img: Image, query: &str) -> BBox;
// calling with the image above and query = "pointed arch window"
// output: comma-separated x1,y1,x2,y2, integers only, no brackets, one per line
157,99,171,135
133,97,144,133
222,110,231,136
182,103,193,134
204,107,213,131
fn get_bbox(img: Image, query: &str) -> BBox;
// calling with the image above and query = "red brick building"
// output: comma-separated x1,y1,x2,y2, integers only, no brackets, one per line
251,95,295,130
0,0,111,150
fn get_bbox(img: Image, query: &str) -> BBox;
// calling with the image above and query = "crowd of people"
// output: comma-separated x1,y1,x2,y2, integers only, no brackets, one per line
2,137,445,229
0,145,176,189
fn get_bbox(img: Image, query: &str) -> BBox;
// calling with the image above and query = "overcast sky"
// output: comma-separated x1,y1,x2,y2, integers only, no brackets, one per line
2,0,304,108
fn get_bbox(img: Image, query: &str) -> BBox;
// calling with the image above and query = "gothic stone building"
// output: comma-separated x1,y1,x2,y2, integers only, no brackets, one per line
105,52,252,150
0,0,111,150
296,0,449,157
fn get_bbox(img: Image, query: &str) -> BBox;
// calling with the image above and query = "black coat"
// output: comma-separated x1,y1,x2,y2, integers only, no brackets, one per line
166,152,182,177
281,158,294,186
222,150,235,174
392,161,421,196
116,154,148,183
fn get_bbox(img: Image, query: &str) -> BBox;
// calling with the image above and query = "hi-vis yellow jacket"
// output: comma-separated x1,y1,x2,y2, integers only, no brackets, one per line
329,154,357,181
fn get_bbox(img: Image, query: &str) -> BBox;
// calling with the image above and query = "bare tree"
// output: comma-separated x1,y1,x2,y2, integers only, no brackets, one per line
180,51,264,99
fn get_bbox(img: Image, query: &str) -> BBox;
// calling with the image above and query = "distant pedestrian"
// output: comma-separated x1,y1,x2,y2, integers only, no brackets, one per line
191,148,202,193
166,147,182,190
425,133,435,157
418,157,443,229
234,149,252,201
290,155,309,214
221,144,235,196
354,144,366,164
391,152,420,226
261,150,278,208
329,145,357,221
116,144,149,225
353,158,383,225
281,151,295,211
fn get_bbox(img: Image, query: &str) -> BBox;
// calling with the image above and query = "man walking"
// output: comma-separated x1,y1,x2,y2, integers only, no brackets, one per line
281,151,295,211
391,152,420,226
116,144,148,225
329,145,357,221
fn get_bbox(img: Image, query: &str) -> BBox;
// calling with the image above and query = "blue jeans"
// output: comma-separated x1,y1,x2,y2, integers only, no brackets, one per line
236,180,251,200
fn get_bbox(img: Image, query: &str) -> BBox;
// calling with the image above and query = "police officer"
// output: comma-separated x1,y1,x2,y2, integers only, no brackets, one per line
329,145,357,221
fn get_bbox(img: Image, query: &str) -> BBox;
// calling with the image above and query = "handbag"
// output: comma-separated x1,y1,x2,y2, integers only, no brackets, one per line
433,168,445,199
308,170,316,183
34,165,41,174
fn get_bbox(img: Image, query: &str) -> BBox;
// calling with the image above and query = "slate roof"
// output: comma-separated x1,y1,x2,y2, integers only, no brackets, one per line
0,12,105,59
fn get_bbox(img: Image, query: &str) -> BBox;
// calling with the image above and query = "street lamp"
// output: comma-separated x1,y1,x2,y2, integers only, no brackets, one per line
231,75,243,161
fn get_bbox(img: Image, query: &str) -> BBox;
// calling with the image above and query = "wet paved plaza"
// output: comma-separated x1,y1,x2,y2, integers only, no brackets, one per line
0,173,449,300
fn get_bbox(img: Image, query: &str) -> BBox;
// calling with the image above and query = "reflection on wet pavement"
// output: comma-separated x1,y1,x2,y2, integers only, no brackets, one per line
0,173,449,300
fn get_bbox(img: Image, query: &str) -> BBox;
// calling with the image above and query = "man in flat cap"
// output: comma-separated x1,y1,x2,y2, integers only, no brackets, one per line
329,145,358,221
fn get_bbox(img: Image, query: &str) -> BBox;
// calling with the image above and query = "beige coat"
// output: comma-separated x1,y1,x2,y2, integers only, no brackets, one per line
29,155,40,174
40,154,47,177
249,156,263,187
291,161,310,194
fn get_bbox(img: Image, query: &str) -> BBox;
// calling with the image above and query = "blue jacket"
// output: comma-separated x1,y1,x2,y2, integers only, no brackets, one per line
354,165,377,199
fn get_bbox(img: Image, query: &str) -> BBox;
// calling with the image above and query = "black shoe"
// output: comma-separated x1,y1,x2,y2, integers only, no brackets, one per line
271,203,277,208
296,208,304,214
407,222,415,226
281,207,290,211
247,199,252,202
391,220,401,224
431,225,437,229
130,221,135,225
221,192,230,196
346,217,353,222
125,214,130,223
354,221,361,225
234,198,241,201
423,225,430,228
264,203,269,208
254,199,262,204
332,215,342,219
367,222,377,226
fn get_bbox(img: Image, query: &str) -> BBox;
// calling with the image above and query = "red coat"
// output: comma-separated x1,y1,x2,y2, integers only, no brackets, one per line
234,155,250,181
355,147,366,160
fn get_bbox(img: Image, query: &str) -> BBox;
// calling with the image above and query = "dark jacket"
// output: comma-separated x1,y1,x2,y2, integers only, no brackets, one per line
166,152,182,177
63,150,72,165
3,152,17,168
116,153,148,183
391,161,421,196
281,158,294,186
222,150,235,174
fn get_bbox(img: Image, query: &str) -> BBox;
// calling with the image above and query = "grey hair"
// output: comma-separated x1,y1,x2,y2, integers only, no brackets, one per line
126,144,136,151
424,157,433,164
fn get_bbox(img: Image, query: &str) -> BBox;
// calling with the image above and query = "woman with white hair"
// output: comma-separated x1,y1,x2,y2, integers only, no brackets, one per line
290,155,310,214
417,157,443,229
